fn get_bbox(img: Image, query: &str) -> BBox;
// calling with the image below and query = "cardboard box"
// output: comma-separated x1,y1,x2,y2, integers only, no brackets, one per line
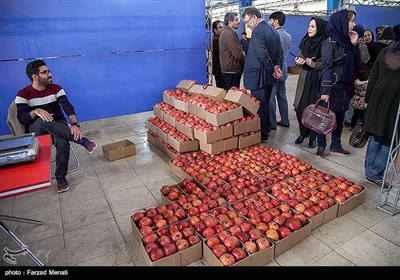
224,89,260,116
194,128,221,144
131,213,148,242
154,138,178,160
153,105,164,121
163,90,174,106
173,97,189,113
167,135,199,153
199,140,225,155
322,202,339,225
169,161,193,180
163,112,176,127
140,234,202,266
176,80,196,92
249,242,275,266
274,218,312,257
203,243,251,266
204,107,243,127
176,121,195,139
147,131,157,146
147,121,158,135
195,85,227,102
336,187,366,217
238,132,261,149
102,140,136,161
221,125,233,140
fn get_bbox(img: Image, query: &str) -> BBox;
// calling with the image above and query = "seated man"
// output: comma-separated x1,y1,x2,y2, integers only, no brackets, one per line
16,59,97,193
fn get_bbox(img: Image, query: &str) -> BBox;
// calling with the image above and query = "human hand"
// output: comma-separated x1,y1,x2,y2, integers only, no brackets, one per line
349,31,359,45
273,66,283,80
33,108,53,122
70,125,82,141
305,58,315,68
295,56,305,66
320,95,330,102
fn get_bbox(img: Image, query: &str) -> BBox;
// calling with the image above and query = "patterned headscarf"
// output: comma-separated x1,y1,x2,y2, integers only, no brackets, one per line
376,25,395,45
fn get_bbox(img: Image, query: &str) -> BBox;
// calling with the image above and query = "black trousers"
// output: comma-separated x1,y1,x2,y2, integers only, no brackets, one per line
296,112,317,141
222,73,241,91
214,75,225,89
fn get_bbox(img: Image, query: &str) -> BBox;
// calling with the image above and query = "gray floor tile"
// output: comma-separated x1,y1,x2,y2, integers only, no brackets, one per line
345,197,389,228
1,234,67,266
310,251,355,266
61,195,113,232
370,214,400,246
114,213,137,246
311,216,367,250
336,230,400,266
64,219,125,265
105,185,158,216
127,242,147,266
79,247,134,266
99,171,145,195
274,235,332,266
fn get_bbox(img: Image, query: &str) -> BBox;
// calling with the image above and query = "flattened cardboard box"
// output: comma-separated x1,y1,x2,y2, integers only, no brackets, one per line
102,140,136,161
176,80,196,92
224,89,260,116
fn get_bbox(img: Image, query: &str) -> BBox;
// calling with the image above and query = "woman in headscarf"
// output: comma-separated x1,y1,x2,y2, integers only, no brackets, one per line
316,9,360,158
293,17,327,149
364,29,375,69
369,25,395,66
364,40,400,187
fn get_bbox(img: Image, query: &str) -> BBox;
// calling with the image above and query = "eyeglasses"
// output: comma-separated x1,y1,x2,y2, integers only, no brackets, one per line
38,70,51,75
243,16,253,25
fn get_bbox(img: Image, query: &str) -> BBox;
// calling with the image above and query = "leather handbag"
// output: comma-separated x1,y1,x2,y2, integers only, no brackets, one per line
301,99,337,135
349,118,369,148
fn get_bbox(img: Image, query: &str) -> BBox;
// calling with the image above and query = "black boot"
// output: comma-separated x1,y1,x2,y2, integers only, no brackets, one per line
308,139,316,148
295,135,308,144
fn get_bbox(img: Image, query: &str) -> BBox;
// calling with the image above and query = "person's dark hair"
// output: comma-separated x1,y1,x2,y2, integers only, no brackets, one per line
224,12,238,26
269,11,286,26
242,7,262,20
212,20,222,33
26,59,46,82
358,65,370,81
364,29,374,42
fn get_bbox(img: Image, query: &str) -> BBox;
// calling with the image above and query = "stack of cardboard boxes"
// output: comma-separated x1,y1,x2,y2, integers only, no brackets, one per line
147,80,261,157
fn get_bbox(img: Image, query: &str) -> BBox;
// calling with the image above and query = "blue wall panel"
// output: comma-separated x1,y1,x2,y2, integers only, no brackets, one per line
0,0,206,135
355,5,400,33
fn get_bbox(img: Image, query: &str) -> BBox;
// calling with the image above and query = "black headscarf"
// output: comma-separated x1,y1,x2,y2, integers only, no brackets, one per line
326,9,355,86
376,25,395,45
298,17,328,59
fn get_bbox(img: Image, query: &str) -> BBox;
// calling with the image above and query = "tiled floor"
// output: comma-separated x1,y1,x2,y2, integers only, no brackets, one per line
1,74,400,267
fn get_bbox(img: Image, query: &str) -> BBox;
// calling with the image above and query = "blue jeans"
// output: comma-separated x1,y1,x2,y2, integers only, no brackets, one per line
30,118,73,178
269,80,289,128
365,136,389,181
317,111,345,150
251,85,273,140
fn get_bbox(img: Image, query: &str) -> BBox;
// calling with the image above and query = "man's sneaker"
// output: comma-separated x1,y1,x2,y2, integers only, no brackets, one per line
56,176,70,193
366,177,390,189
330,148,350,157
316,147,325,158
80,137,97,153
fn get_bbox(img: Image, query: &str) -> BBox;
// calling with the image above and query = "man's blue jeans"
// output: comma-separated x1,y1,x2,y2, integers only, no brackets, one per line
30,118,72,178
365,135,390,181
317,110,345,150
269,80,290,128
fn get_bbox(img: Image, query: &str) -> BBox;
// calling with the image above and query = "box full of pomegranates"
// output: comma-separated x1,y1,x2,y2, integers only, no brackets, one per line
131,202,188,242
140,221,202,266
317,176,366,217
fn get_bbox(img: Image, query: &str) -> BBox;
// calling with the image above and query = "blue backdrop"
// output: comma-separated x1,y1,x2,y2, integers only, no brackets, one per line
0,0,206,135
1,2,399,135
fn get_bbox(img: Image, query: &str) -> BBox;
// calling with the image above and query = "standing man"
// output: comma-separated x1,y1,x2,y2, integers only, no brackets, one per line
212,20,225,89
268,11,292,129
219,12,245,90
240,31,250,55
16,59,97,193
242,7,283,143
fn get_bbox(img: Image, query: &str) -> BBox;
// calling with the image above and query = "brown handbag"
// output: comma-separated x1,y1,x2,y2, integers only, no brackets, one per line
301,99,337,135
